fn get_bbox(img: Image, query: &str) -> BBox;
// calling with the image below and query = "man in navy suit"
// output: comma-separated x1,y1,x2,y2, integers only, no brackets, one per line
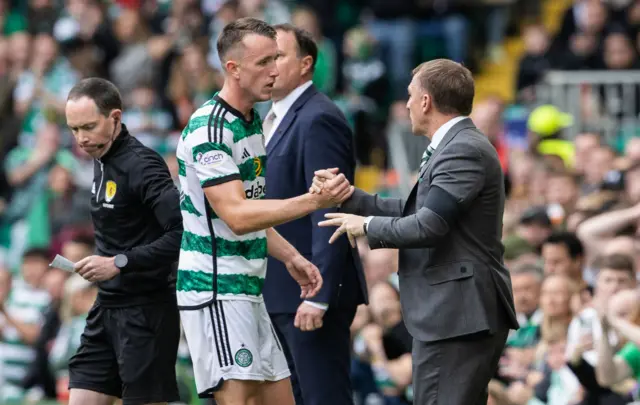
263,24,368,405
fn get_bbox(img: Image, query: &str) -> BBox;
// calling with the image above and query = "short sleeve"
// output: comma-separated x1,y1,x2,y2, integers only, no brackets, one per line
618,342,640,379
190,126,240,188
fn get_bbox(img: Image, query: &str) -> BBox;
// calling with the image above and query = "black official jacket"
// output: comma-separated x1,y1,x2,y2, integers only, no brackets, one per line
91,124,183,307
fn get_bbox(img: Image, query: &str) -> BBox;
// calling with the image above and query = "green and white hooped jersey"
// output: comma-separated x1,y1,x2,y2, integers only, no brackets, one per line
176,95,267,308
0,278,50,403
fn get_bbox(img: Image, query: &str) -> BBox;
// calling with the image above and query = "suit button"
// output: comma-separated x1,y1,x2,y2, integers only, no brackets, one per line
460,266,467,273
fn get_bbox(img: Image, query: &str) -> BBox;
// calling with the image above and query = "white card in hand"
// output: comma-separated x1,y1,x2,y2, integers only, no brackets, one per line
50,255,76,272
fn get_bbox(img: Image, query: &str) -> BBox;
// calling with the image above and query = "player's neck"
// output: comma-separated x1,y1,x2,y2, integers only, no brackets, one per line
218,85,253,120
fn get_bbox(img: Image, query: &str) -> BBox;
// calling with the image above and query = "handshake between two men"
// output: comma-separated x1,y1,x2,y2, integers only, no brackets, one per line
310,168,368,247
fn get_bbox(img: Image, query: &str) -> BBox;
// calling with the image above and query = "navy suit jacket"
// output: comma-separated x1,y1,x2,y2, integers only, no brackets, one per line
263,85,368,314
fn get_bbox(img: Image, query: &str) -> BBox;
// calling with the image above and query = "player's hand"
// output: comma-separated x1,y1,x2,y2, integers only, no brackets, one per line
74,255,120,282
318,213,366,247
310,168,354,195
309,169,354,208
285,255,323,299
294,302,325,332
309,168,339,194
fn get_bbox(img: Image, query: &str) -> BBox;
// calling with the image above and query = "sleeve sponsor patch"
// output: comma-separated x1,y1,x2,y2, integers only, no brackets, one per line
196,151,227,167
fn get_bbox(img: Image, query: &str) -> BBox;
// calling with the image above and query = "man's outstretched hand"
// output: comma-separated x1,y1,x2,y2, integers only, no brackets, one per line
318,213,366,247
309,168,354,207
285,254,323,299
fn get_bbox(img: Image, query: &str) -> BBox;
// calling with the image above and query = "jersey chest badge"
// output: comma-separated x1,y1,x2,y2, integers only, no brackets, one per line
105,180,117,202
253,157,262,176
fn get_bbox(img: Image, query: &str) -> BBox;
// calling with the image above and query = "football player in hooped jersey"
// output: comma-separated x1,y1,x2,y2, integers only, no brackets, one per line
175,18,352,405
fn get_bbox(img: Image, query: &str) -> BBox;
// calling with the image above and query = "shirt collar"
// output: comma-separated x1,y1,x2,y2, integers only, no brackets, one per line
429,116,467,150
271,81,313,119
100,124,130,162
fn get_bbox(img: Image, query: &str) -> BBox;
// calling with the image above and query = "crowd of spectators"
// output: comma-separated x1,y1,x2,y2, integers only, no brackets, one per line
6,0,640,405
517,0,640,102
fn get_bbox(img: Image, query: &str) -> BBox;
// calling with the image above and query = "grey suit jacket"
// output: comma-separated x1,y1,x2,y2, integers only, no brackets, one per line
342,118,519,343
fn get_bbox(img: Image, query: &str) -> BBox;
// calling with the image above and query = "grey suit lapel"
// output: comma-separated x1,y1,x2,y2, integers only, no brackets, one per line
421,118,477,176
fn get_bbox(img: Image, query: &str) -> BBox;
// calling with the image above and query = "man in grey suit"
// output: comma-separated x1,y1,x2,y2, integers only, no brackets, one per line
314,59,519,405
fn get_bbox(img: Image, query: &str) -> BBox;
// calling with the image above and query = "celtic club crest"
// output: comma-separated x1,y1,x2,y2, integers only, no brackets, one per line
235,348,253,367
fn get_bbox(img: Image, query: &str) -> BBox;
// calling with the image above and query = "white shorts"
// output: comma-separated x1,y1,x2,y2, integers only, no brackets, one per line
180,300,290,396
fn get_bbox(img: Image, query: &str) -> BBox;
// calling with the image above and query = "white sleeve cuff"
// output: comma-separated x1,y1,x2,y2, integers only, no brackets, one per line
364,216,375,233
304,300,328,311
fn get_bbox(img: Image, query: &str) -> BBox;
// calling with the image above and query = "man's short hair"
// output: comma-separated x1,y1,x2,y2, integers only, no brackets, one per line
22,247,50,261
542,231,584,259
519,206,552,228
217,17,277,62
547,169,579,184
511,263,544,281
594,253,635,276
412,59,475,116
68,78,122,117
273,23,318,71
70,233,95,250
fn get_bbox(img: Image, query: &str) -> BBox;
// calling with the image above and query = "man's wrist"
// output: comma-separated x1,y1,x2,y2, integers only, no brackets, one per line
304,300,328,311
281,248,301,266
302,192,324,211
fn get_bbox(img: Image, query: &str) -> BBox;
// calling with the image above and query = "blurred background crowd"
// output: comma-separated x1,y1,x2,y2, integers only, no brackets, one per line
5,0,640,404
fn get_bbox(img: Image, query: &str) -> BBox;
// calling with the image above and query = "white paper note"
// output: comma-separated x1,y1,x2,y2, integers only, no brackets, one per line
49,255,76,272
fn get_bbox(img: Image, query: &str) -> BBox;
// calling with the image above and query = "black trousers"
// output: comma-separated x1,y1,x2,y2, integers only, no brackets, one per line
412,328,509,405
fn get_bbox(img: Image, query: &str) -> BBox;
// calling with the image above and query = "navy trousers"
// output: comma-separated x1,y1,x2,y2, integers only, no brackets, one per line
270,307,357,405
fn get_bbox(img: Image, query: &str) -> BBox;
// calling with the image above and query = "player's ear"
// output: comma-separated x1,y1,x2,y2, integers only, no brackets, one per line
225,59,241,79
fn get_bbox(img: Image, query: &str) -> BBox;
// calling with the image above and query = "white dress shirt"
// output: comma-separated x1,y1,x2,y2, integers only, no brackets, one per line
264,80,314,146
428,115,467,150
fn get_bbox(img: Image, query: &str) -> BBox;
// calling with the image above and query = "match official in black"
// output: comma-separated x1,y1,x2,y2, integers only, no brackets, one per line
64,78,183,405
